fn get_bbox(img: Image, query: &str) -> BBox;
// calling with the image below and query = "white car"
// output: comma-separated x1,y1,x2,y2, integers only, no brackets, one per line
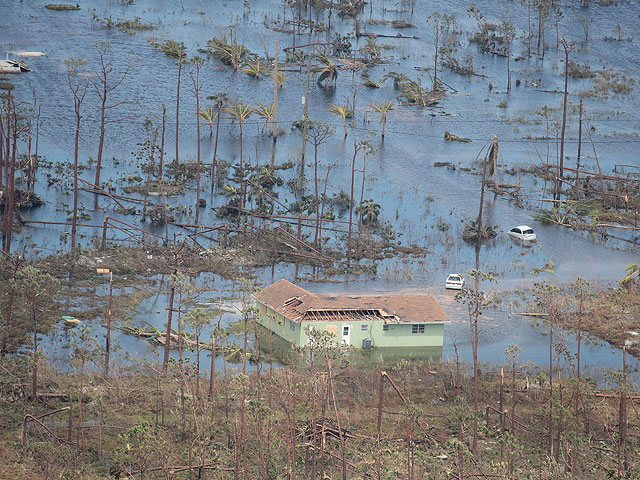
445,274,465,290
507,225,536,241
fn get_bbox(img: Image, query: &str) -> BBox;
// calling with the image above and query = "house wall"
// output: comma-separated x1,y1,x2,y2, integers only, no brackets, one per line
255,301,302,345
299,320,445,348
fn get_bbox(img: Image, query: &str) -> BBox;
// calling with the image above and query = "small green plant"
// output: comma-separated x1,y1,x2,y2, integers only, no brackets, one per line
444,131,472,142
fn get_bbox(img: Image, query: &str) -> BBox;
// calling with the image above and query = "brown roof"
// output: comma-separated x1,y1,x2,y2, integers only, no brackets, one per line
253,279,448,324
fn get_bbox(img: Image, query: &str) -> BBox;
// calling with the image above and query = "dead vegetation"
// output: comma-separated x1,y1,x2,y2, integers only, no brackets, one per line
91,14,158,34
0,343,637,479
44,3,80,11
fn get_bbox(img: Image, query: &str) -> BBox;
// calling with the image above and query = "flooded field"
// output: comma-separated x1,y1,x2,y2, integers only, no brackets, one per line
2,0,639,379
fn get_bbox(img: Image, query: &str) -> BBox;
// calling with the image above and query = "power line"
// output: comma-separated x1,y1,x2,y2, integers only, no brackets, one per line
206,117,640,145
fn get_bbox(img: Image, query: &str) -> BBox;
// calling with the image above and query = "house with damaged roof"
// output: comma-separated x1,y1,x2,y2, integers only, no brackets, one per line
253,279,449,349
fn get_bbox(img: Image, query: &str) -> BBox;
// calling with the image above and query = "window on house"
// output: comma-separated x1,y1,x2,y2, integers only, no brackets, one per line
289,320,296,331
343,326,349,336
383,324,390,331
361,324,368,331
412,324,425,334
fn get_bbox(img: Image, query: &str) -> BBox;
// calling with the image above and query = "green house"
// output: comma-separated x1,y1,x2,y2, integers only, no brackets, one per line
253,279,449,350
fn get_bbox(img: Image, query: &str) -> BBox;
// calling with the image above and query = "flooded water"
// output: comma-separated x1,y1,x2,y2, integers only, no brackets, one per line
2,0,639,381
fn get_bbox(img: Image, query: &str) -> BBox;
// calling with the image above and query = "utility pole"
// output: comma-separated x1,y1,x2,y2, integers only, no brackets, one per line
273,41,278,141
96,268,113,378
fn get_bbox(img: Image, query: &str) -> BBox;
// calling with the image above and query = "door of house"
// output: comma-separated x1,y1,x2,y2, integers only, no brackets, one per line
341,325,351,345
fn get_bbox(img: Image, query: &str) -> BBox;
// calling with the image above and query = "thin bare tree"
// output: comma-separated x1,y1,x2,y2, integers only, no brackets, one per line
189,56,205,223
559,37,575,197
65,57,89,252
91,42,131,189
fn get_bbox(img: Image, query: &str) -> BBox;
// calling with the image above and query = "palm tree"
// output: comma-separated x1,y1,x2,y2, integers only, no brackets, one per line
207,36,250,70
362,37,382,61
383,71,410,89
224,102,254,213
156,40,187,166
369,99,394,138
329,104,351,137
207,92,227,191
362,72,386,89
313,53,338,88
356,199,381,225
243,60,270,78
255,103,274,135
198,106,217,137
271,71,287,89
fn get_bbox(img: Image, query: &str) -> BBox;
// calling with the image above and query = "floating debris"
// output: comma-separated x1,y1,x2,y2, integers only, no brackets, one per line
44,4,81,11
62,316,81,327
0,59,30,74
9,51,46,57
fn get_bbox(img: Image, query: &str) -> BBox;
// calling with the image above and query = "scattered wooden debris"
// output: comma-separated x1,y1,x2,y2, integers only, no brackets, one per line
304,417,356,441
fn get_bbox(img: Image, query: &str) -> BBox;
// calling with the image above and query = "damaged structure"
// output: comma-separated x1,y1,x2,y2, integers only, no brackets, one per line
253,279,449,349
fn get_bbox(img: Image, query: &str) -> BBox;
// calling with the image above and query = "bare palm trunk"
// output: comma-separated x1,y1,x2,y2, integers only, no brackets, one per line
160,104,166,179
477,149,488,231
95,90,106,188
175,61,182,167
211,104,221,193
559,39,573,196
273,42,278,141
